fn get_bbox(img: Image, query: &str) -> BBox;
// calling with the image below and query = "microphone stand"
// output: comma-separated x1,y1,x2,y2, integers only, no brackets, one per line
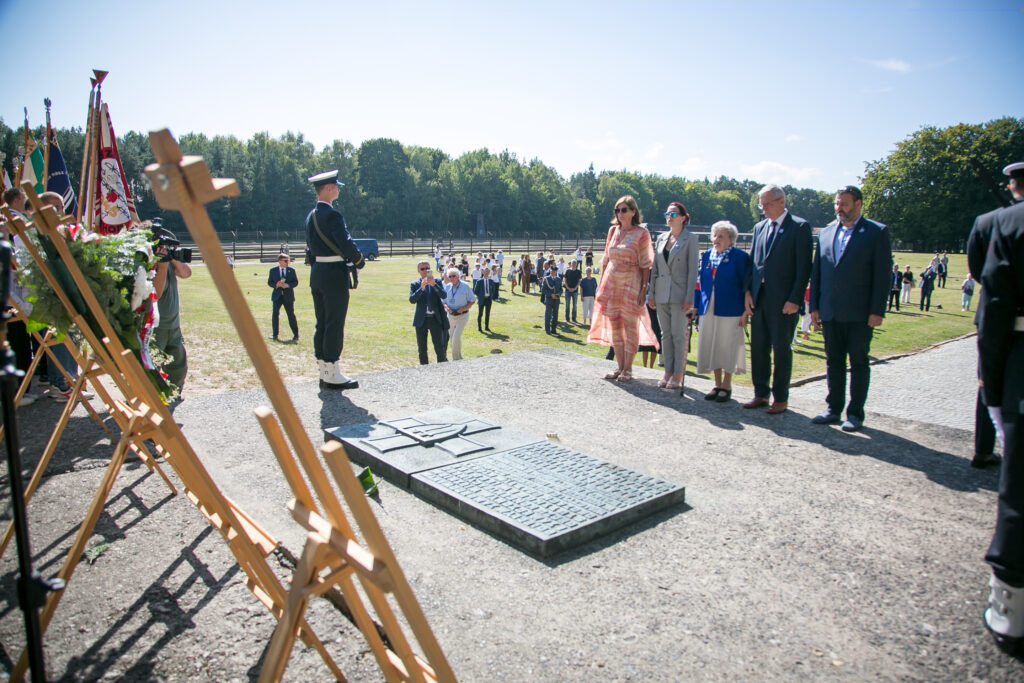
0,238,64,682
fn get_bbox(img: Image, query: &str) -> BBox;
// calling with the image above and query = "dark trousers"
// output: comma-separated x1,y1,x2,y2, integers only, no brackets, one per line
415,317,447,364
544,300,560,333
310,263,349,362
750,298,799,402
976,387,997,457
272,297,299,338
920,289,933,311
987,411,1023,585
564,290,578,321
6,319,32,374
887,289,900,311
477,299,492,330
821,320,874,420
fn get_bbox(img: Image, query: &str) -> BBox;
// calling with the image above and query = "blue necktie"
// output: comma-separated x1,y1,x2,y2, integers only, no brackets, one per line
764,221,778,255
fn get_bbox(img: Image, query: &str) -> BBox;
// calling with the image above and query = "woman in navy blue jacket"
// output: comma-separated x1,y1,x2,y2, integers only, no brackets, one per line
696,221,750,402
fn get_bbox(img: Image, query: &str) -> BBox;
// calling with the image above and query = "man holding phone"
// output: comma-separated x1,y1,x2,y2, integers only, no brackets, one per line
268,253,299,341
410,261,449,364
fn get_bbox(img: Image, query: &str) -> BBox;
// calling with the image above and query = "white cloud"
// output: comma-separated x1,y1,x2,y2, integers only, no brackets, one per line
785,134,801,143
737,160,822,186
675,157,713,178
865,58,912,73
643,143,664,162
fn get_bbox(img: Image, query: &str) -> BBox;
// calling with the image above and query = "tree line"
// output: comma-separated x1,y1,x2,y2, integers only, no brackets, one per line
2,116,1020,250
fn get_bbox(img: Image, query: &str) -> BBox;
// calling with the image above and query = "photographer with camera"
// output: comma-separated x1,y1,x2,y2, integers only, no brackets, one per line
151,219,192,393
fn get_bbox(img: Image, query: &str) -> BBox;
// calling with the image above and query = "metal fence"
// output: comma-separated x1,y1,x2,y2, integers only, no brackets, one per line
185,230,754,262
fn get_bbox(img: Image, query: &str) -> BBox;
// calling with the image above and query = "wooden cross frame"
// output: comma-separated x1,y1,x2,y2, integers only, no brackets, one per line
4,185,341,682
145,129,455,682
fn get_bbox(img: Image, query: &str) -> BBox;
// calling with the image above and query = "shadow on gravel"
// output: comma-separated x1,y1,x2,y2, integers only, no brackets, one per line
604,379,995,493
53,526,240,682
0,471,177,623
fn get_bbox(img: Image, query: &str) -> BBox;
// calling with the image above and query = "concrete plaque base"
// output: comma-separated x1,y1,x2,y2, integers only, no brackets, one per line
325,408,685,557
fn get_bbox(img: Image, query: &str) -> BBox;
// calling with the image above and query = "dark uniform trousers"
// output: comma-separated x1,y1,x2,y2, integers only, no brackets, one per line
272,298,299,339
310,261,350,363
477,298,492,330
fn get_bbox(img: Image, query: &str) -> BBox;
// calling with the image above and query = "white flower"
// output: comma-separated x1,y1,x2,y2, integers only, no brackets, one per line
129,265,154,311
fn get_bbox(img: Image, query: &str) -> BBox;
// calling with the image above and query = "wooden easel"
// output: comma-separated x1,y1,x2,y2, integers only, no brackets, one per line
6,186,341,682
145,129,454,682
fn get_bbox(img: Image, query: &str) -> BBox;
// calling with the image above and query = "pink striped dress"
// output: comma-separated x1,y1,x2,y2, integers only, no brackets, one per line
587,224,659,353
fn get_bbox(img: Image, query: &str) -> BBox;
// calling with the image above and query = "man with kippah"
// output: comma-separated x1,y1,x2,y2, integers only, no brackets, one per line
977,160,1024,655
306,170,364,390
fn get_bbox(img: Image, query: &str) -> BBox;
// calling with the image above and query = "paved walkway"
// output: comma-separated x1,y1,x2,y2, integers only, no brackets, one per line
788,335,977,432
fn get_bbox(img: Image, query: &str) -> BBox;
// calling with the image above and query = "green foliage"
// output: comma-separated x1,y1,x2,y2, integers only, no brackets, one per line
84,540,109,564
9,116,1014,245
862,117,1024,250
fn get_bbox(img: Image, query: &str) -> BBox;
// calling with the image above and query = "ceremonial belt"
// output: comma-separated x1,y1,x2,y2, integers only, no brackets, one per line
315,255,344,263
1015,316,1024,332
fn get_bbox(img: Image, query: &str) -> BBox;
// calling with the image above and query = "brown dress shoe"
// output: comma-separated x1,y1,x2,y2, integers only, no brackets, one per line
742,397,770,409
765,401,788,414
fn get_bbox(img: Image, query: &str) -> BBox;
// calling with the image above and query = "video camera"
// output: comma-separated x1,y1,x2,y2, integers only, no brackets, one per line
152,219,193,263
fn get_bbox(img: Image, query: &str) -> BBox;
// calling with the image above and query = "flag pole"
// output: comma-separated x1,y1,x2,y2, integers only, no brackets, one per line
76,79,97,223
86,71,108,230
17,108,30,187
43,98,51,185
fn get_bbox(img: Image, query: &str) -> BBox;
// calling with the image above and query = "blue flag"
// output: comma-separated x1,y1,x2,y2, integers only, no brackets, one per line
46,129,78,218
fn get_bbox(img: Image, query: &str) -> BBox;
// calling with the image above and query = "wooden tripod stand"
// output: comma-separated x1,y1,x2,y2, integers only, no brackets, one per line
145,129,455,682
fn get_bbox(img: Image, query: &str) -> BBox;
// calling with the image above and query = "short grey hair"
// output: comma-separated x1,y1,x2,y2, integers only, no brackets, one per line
711,220,739,244
758,184,786,202
445,267,461,279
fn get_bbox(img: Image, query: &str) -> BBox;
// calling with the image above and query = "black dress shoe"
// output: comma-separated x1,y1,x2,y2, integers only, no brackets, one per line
841,416,864,432
714,389,732,403
971,452,1002,469
704,389,720,401
320,379,359,391
811,411,842,425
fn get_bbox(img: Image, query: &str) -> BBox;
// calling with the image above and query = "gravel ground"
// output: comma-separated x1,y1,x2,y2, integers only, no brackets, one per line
0,336,1020,681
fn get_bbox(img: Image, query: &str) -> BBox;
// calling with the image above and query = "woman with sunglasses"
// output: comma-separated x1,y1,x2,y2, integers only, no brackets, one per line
649,201,698,389
587,195,658,381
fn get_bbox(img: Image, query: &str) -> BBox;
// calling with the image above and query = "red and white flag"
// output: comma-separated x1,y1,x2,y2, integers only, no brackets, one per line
92,102,138,235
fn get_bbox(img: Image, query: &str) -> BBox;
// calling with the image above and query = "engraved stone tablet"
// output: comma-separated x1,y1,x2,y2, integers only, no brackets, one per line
325,408,685,557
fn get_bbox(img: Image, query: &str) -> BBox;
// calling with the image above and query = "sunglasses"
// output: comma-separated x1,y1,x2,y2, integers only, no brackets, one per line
664,212,679,218
418,266,430,271
614,207,632,214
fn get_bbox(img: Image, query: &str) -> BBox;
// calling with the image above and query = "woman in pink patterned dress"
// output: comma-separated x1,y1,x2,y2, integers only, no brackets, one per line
587,195,658,381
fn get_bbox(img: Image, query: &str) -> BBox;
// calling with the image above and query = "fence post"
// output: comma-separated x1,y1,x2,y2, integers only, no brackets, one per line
258,231,263,261
388,231,394,258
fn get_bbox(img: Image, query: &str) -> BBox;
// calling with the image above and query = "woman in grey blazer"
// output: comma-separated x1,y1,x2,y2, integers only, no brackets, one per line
650,201,699,389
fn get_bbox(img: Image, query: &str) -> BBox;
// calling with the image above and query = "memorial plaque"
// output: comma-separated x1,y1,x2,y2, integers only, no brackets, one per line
325,408,685,557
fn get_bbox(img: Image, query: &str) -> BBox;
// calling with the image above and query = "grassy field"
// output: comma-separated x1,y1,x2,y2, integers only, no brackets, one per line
176,252,976,396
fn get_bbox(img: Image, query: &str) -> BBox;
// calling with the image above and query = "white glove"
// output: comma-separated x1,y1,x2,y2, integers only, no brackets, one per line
988,406,1006,449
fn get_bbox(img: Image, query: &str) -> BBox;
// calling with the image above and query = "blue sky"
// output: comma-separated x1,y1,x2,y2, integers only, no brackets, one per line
2,0,1021,191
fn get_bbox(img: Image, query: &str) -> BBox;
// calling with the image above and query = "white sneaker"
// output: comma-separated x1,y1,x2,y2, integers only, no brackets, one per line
45,387,72,403
80,388,95,400
18,393,38,407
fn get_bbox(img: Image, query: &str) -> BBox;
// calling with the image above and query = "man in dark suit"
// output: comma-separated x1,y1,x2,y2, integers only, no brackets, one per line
410,261,449,364
978,162,1024,654
809,185,892,432
967,162,1024,469
268,253,299,342
541,262,563,334
743,184,813,414
306,170,364,390
473,267,495,332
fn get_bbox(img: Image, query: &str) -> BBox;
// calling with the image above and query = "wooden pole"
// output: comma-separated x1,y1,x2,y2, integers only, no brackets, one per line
42,98,51,185
76,80,96,224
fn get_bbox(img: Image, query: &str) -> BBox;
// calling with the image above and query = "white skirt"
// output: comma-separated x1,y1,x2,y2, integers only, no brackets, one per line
696,293,747,375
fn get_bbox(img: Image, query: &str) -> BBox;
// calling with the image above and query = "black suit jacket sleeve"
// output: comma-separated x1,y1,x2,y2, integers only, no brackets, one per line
869,226,894,318
809,235,822,313
968,209,999,281
787,218,813,306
